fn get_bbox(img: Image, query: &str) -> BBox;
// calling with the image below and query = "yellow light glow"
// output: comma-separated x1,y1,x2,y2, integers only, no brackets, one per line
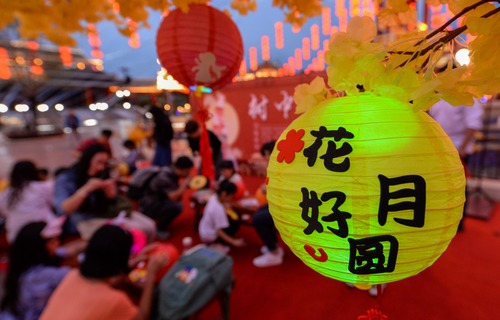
156,68,189,92
417,22,428,31
15,56,26,65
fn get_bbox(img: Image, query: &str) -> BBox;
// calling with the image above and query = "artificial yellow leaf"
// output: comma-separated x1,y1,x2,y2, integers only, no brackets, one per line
346,16,377,43
388,0,409,12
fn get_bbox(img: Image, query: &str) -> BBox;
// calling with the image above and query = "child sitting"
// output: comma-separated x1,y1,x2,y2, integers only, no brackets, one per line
122,139,142,174
198,180,245,250
218,160,247,200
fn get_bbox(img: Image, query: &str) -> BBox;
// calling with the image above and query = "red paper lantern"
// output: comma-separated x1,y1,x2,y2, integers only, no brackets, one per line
156,4,243,91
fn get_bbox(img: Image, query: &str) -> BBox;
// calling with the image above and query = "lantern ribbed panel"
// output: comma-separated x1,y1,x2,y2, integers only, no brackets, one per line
156,4,243,90
267,94,465,286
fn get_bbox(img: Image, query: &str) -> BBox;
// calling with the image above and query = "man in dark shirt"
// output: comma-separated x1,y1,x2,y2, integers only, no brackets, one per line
184,119,223,179
138,156,194,239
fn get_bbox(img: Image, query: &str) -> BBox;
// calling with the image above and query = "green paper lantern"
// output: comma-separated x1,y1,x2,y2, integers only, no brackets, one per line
267,94,465,286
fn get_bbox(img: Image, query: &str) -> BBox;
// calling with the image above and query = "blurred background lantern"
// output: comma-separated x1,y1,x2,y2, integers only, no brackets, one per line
266,94,465,286
155,4,244,91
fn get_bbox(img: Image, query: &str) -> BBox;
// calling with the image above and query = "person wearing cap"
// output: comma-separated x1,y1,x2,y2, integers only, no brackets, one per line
40,225,169,320
0,221,70,320
0,160,57,244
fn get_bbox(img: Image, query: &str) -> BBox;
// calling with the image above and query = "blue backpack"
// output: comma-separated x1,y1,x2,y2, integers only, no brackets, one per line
156,246,234,320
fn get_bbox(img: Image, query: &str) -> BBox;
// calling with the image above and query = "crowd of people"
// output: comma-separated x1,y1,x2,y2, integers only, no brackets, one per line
0,105,285,319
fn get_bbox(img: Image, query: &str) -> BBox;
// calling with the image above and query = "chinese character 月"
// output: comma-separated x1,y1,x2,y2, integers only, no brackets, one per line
378,174,426,228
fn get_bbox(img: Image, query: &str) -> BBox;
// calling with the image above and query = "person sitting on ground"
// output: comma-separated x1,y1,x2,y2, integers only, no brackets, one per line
0,221,70,320
123,139,142,175
0,160,56,244
37,167,50,181
40,224,169,320
54,144,156,241
74,128,113,158
198,180,245,250
252,140,285,268
138,156,194,239
218,160,247,200
184,119,223,179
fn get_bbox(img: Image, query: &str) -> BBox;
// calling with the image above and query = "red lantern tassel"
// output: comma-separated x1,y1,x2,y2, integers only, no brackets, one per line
191,90,215,182
357,285,388,320
357,306,388,320
199,119,215,181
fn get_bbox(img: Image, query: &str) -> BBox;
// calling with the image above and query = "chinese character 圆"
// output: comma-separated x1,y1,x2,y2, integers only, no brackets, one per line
348,235,399,274
378,174,426,228
299,187,352,238
303,126,354,172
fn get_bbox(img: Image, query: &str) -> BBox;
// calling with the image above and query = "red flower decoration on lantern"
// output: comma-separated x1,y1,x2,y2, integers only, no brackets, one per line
277,129,305,163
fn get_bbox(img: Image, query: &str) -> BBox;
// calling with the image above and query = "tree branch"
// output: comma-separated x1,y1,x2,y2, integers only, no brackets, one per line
415,0,498,46
395,5,500,68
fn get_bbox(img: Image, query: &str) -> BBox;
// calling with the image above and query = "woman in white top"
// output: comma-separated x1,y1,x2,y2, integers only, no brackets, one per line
0,160,56,243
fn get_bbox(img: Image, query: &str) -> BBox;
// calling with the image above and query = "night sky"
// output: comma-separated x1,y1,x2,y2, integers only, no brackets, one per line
74,0,338,79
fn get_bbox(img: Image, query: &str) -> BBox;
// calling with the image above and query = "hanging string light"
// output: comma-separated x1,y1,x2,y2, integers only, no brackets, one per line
274,22,284,49
58,46,73,67
311,24,320,51
239,59,247,77
261,35,270,61
88,24,104,62
302,38,311,61
335,0,348,31
0,48,11,80
249,46,258,71
321,7,331,35
27,41,43,76
294,48,303,70
288,56,296,75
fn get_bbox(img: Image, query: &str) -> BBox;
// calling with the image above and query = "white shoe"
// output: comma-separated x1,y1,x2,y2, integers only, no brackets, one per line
253,252,283,267
260,246,284,257
368,284,387,297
